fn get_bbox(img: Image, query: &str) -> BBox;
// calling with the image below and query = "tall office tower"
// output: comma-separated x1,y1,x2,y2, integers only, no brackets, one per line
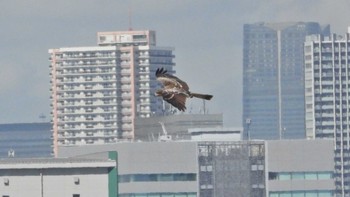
243,22,330,140
304,29,350,196
49,30,175,156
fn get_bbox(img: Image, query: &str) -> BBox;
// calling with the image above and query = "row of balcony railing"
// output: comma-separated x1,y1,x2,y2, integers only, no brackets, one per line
53,52,117,59
54,60,117,67
56,114,132,121
58,131,117,138
58,138,117,145
313,47,350,53
57,123,132,131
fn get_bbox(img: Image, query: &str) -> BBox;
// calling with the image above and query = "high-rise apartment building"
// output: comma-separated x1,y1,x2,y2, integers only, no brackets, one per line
304,29,350,196
243,22,330,140
49,30,175,156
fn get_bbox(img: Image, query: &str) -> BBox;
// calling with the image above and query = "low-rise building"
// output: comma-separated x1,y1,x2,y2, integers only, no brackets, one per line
0,138,333,197
59,139,334,197
0,153,117,197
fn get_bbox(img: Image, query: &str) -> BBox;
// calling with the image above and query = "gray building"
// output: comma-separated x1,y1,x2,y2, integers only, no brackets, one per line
59,139,334,197
243,22,330,140
60,142,199,197
304,29,350,196
267,139,334,196
0,122,52,158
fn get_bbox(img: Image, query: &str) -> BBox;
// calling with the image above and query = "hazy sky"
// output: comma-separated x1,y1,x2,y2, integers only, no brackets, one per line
0,0,349,126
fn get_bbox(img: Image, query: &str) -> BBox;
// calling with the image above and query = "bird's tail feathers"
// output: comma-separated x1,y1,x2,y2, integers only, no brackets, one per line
191,93,213,100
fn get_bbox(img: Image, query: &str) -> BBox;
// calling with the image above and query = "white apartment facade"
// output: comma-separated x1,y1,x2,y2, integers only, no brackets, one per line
304,29,350,196
49,30,175,156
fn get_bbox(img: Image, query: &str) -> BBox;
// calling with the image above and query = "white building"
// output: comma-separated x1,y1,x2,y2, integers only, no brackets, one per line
49,30,175,156
304,29,350,196
0,155,117,197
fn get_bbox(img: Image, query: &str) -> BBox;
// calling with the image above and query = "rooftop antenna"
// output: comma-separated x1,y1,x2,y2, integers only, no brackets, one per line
203,100,206,114
158,122,172,142
8,149,15,158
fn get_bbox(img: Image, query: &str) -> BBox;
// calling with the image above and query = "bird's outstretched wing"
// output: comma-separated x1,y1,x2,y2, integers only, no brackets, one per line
161,91,187,111
156,68,189,91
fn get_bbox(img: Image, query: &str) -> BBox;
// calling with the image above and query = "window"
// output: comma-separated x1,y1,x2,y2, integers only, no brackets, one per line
269,191,332,197
279,173,291,180
269,172,278,180
119,173,196,183
269,171,332,181
74,177,80,185
305,173,317,180
318,172,332,180
291,192,304,197
291,172,304,180
159,174,172,181
279,193,292,197
3,178,9,186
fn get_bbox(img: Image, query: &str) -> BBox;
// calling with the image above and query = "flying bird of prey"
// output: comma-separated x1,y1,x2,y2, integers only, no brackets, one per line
155,67,213,111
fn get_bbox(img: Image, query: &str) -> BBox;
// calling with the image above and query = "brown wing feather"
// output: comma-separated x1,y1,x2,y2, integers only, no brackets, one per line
156,68,189,91
162,92,187,111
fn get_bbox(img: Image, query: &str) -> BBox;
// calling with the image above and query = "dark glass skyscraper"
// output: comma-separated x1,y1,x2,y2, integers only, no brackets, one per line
243,22,330,140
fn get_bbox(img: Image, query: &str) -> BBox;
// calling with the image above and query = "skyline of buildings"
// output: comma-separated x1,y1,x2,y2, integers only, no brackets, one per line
243,22,330,140
3,23,350,196
304,29,350,196
49,30,175,156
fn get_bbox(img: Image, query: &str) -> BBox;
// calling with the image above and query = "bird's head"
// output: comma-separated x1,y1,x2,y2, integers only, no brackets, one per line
155,90,163,97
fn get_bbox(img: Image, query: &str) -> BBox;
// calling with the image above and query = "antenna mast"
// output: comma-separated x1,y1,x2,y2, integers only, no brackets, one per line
158,122,172,142
202,100,207,114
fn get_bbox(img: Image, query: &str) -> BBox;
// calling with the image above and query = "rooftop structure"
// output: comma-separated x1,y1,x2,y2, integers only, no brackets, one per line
134,113,223,141
188,127,242,141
